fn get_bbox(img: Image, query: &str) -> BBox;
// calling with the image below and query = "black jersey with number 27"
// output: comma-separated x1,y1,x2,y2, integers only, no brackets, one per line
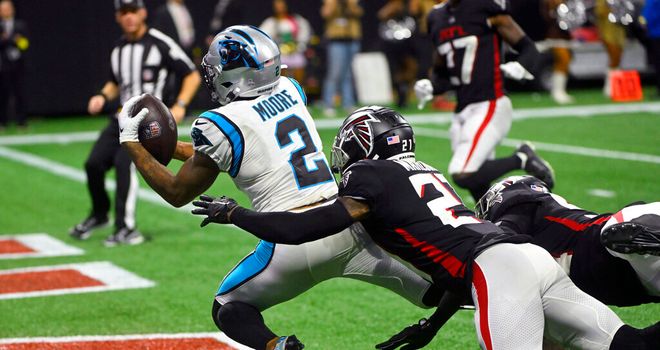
338,159,529,295
427,0,509,111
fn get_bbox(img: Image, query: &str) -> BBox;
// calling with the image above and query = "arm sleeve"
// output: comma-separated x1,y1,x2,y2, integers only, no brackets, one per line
430,63,453,94
511,36,540,76
495,203,536,236
338,162,380,205
231,201,355,244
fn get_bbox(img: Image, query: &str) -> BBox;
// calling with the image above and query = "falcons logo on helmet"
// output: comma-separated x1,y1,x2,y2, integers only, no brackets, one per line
340,113,380,155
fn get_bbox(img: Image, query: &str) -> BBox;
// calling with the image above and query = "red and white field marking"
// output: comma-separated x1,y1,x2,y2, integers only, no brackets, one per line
0,261,155,300
0,332,252,350
0,233,84,259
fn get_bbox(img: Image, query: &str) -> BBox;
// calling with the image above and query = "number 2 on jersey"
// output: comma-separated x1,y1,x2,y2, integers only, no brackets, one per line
409,172,480,227
276,115,333,189
438,35,477,85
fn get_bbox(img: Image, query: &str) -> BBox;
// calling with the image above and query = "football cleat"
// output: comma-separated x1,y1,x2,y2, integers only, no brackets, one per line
69,216,109,240
516,142,555,189
103,227,144,247
601,222,660,256
273,335,304,350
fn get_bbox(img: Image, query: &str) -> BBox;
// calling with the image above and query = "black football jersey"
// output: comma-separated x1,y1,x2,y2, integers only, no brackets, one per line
486,183,657,306
338,159,529,295
427,0,508,111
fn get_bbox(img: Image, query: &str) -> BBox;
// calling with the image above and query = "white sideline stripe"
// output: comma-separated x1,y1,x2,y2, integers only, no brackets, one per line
587,189,617,198
0,261,155,300
0,146,195,213
413,127,660,164
0,332,252,349
0,131,100,146
1,102,659,146
0,233,84,259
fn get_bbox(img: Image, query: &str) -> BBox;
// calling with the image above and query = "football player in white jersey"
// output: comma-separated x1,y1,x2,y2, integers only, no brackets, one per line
117,25,440,350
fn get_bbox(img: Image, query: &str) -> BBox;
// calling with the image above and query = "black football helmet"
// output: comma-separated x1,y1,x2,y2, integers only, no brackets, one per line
331,106,415,174
475,175,550,220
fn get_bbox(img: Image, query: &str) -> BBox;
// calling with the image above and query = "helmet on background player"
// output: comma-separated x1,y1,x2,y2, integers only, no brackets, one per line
331,106,415,174
202,25,283,105
475,175,550,220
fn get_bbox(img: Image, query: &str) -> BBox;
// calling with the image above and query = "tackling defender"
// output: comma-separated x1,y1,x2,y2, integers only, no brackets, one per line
193,106,660,349
118,26,440,350
415,0,554,201
476,175,660,307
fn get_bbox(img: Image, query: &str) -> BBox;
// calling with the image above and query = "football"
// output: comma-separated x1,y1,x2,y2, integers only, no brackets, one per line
128,94,178,165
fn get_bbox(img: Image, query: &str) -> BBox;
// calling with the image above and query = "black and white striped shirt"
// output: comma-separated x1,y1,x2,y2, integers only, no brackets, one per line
110,28,195,105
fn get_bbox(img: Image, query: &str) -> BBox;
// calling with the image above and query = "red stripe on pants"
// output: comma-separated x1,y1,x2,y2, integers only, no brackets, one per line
473,262,493,350
462,100,497,172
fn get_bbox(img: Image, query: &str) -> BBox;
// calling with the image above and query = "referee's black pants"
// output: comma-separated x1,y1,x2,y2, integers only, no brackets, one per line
84,117,138,230
0,67,27,127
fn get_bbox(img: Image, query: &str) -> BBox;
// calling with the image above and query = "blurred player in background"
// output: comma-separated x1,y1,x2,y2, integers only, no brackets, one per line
192,106,660,350
69,0,200,246
477,175,660,307
414,0,555,202
595,0,626,97
119,25,440,350
543,0,574,104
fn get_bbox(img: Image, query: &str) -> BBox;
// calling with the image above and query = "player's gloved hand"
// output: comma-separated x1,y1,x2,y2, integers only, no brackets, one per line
191,194,239,227
414,79,434,110
499,61,534,81
375,318,438,350
118,94,148,144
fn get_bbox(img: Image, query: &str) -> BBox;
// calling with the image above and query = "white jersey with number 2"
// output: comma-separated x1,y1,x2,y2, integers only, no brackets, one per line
191,77,336,211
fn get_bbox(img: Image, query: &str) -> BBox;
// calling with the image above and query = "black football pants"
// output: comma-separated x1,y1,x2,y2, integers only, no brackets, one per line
0,68,27,127
84,117,138,230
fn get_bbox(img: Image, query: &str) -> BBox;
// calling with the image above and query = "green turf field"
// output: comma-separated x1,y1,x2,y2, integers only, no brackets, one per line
0,89,659,349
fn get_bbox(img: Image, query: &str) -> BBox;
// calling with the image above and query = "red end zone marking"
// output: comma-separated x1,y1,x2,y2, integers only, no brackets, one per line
0,240,36,254
0,338,234,350
0,269,104,294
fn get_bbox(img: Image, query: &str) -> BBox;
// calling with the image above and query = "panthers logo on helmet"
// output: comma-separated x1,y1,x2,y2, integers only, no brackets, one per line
340,113,381,155
217,39,260,70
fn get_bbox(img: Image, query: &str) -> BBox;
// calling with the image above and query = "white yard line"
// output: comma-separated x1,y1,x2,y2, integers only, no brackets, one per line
413,128,660,164
0,332,252,350
0,261,155,300
587,189,617,198
0,146,194,213
0,233,84,259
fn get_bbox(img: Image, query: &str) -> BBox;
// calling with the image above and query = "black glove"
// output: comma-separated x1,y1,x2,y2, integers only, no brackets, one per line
375,318,438,350
191,194,239,227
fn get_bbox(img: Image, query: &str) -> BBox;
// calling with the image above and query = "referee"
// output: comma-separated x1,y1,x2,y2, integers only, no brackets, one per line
70,0,200,246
